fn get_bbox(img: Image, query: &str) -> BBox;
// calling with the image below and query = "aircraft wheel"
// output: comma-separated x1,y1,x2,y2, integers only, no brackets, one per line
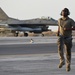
24,33,28,37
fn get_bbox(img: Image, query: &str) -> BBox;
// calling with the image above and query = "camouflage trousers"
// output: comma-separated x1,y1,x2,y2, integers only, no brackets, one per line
57,35,72,65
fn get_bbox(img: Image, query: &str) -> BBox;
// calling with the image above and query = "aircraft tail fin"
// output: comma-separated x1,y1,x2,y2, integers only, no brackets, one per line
0,8,9,20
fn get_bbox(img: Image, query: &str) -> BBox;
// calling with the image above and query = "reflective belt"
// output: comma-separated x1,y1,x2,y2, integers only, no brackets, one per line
59,35,72,40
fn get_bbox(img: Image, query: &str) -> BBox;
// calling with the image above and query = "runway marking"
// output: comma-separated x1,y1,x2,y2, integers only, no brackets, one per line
0,53,75,62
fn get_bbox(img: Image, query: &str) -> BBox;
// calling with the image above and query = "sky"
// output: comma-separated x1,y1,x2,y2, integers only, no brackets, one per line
0,0,75,31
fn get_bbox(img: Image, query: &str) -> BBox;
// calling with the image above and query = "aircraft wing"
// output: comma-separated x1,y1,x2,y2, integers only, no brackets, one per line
22,18,58,26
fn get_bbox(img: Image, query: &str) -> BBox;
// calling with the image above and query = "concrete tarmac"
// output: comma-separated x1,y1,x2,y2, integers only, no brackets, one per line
0,53,75,75
0,36,58,45
0,36,75,45
0,36,75,75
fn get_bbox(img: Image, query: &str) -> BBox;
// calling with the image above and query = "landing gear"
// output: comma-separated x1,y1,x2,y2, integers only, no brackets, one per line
15,33,18,37
24,33,28,37
42,34,44,37
11,30,19,37
15,31,19,37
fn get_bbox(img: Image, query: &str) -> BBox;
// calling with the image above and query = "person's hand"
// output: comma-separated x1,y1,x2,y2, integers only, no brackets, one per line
56,33,59,36
64,28,67,30
64,28,70,30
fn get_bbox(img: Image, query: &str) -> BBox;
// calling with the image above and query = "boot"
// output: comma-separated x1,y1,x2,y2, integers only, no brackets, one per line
58,61,65,68
66,64,71,72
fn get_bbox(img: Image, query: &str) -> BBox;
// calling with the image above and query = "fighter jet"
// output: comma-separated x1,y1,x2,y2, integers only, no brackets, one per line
0,8,57,36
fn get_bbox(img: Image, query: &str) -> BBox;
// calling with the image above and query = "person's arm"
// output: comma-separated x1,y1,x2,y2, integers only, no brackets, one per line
56,26,60,36
64,27,75,31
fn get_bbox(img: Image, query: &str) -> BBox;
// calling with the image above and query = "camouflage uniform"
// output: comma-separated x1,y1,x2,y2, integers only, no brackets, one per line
57,17,75,66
